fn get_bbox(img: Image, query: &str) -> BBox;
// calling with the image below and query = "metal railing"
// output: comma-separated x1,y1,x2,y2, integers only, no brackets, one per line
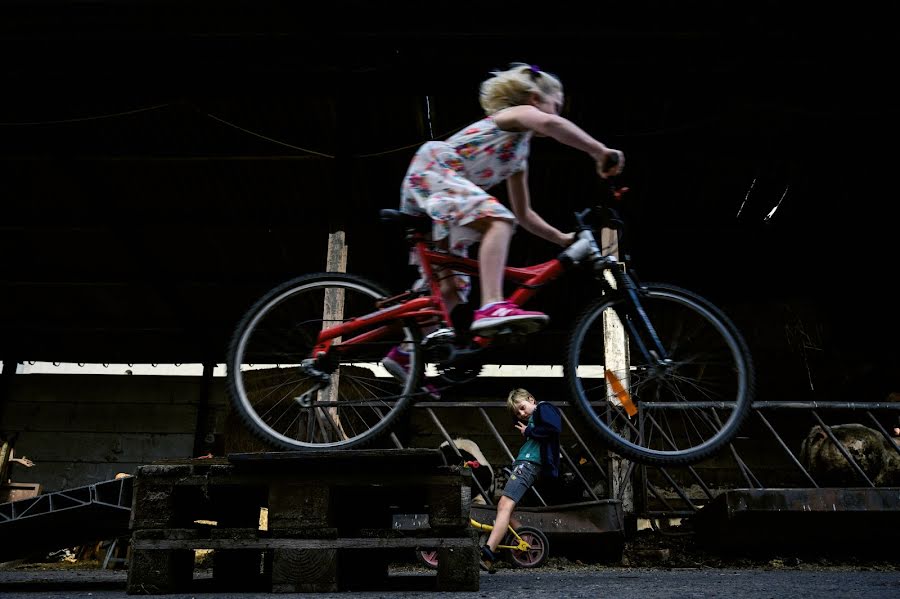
406,399,900,520
636,401,900,520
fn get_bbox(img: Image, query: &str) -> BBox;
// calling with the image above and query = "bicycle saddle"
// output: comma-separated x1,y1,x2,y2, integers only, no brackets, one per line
379,209,432,234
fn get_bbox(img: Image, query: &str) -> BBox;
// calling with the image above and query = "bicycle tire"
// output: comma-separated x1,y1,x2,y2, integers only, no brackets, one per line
227,272,424,450
416,548,439,570
565,282,754,466
507,526,549,568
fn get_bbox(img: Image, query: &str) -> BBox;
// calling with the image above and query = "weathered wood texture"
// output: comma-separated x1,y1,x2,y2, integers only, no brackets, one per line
127,449,478,594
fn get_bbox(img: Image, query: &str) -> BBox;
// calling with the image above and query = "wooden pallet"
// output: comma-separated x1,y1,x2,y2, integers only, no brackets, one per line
126,449,478,593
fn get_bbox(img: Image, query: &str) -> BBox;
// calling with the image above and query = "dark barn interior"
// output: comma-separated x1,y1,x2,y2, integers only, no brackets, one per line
1,1,896,404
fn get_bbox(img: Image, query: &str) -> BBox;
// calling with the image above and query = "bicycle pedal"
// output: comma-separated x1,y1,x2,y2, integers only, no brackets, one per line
494,327,529,341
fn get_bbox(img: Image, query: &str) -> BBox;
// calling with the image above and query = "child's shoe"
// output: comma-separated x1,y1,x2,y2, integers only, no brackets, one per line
479,545,497,573
381,346,440,399
469,301,549,336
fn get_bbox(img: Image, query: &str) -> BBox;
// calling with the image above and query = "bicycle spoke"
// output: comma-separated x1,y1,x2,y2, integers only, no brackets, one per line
567,283,753,465
229,274,422,449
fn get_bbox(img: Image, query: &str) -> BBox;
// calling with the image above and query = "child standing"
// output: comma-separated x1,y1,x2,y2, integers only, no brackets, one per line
480,388,562,572
383,62,624,384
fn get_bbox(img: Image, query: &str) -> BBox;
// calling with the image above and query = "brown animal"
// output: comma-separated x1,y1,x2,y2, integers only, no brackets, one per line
800,423,900,486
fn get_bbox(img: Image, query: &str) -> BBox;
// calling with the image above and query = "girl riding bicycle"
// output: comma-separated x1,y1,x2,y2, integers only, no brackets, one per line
383,62,625,380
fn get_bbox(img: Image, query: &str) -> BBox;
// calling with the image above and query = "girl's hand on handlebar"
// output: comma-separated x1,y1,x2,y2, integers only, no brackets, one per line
596,149,625,179
558,231,576,247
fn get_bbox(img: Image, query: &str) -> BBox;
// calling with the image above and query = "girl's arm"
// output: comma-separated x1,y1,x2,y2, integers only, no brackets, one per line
495,105,624,177
506,170,574,247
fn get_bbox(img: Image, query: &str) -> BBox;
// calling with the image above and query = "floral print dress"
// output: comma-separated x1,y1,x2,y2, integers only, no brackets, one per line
400,113,533,302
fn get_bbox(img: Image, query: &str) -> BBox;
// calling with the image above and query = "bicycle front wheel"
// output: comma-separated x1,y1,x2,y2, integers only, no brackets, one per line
566,282,754,466
507,526,549,568
227,273,424,450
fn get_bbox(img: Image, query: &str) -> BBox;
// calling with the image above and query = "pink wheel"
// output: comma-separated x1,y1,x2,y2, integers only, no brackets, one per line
416,548,439,570
509,526,549,568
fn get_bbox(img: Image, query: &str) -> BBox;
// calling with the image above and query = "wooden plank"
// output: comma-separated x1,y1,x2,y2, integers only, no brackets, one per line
132,537,474,550
8,462,143,494
7,375,228,405
8,431,195,462
272,547,337,593
228,448,448,471
1,402,198,433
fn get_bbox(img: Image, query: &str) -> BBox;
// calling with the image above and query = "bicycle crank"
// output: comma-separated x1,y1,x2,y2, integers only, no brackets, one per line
295,383,329,408
295,358,332,407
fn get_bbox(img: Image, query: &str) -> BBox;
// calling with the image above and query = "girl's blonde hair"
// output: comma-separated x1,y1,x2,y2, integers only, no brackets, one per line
507,387,535,416
479,62,564,116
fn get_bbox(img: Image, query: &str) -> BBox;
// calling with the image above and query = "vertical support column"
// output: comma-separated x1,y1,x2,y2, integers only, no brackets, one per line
268,482,337,592
192,362,216,457
127,464,196,594
426,472,471,532
436,543,479,591
210,485,266,591
600,225,620,260
0,359,17,484
317,231,349,442
127,547,194,594
603,264,634,518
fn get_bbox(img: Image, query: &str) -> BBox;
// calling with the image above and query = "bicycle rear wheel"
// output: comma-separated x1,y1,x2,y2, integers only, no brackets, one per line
227,273,424,450
566,282,754,466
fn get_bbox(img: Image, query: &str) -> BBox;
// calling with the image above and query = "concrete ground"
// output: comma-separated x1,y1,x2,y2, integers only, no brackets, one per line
1,565,899,599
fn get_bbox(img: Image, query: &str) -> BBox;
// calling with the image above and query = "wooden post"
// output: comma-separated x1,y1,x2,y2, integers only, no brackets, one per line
192,362,216,457
602,259,634,516
1,359,17,484
317,230,349,442
600,225,620,260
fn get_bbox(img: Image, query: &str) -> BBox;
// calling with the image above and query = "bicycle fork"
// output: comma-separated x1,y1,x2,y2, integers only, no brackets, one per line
597,260,673,417
469,519,532,551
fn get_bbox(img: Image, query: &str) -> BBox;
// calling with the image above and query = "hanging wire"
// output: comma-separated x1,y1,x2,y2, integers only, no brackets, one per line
0,95,468,161
0,103,176,127
353,123,463,158
202,110,336,158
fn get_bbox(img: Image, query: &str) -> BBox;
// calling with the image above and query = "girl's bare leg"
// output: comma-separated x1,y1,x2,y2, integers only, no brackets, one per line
469,218,514,306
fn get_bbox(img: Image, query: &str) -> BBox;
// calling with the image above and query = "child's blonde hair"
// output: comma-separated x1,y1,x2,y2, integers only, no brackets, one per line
507,387,535,416
479,62,564,116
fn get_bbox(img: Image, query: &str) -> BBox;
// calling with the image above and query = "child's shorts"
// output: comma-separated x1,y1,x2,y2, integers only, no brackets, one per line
501,460,542,503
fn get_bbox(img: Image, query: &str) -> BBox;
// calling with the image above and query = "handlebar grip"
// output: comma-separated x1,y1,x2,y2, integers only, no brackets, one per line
604,152,620,170
574,207,592,228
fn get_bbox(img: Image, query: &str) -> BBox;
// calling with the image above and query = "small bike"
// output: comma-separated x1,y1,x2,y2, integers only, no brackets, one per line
226,183,755,466
417,518,550,570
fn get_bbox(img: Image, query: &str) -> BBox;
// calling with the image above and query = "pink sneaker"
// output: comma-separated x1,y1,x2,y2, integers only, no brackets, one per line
469,301,549,336
381,346,441,399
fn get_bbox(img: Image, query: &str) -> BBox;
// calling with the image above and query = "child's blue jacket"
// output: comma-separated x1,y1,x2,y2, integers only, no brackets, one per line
522,401,562,478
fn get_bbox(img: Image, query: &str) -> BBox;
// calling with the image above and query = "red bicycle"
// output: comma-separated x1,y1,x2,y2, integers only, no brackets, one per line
227,189,755,466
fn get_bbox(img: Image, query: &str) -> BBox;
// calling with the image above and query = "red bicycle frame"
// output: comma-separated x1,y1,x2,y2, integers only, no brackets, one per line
312,236,568,357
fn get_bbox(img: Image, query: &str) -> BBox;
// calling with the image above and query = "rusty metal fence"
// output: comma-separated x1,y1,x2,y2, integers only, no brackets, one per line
636,401,900,521
405,400,900,521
